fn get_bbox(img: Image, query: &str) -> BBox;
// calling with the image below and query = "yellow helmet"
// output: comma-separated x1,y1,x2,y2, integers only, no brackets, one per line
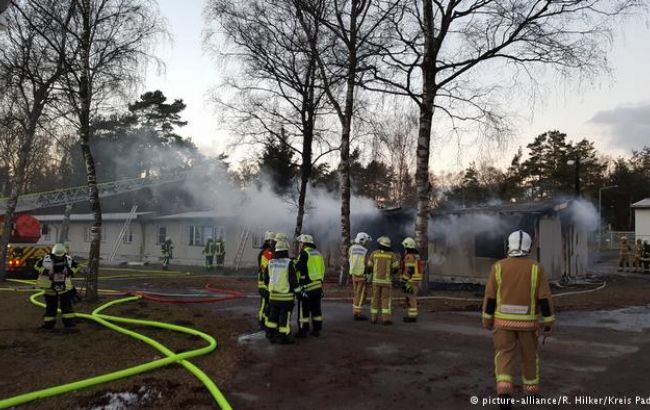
264,231,275,241
377,236,391,247
274,240,290,252
401,237,416,249
52,243,67,257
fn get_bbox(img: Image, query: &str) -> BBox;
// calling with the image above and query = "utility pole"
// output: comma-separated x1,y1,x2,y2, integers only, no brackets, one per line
598,185,618,249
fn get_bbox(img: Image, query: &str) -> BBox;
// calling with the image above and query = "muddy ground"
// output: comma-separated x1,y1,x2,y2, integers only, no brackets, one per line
2,260,650,409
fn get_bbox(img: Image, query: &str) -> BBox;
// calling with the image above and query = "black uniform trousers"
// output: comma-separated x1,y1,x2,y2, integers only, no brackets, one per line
267,300,294,337
43,291,75,328
297,289,323,334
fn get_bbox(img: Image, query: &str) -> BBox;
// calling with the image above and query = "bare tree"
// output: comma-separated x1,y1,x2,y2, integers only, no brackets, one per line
0,0,76,280
207,0,336,239
367,0,644,285
51,0,164,299
295,0,401,284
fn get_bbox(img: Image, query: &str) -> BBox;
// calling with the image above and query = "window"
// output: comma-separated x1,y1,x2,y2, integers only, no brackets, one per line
41,224,51,242
123,227,133,244
189,225,204,246
189,226,224,246
158,227,167,244
251,233,262,249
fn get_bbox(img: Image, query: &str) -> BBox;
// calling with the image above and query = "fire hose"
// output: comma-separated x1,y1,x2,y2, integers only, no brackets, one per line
0,281,237,409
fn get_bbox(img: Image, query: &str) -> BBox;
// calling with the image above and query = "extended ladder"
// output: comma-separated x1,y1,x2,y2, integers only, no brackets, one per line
108,205,138,262
233,227,250,270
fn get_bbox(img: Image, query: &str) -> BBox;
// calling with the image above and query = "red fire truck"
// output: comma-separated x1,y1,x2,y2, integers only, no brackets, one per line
2,214,52,273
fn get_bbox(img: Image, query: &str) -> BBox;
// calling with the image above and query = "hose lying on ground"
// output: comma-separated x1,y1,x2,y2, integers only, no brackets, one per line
0,281,234,410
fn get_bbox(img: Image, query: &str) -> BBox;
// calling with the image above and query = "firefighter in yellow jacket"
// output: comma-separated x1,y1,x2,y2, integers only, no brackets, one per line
400,237,423,323
482,230,555,409
295,234,326,337
265,238,299,344
349,232,372,320
34,243,80,329
367,236,400,325
618,236,632,272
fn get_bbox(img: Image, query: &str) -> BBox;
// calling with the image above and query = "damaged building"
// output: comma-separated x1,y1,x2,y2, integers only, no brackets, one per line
428,200,593,283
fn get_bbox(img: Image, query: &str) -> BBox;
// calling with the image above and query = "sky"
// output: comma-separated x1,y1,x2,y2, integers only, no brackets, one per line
145,0,650,174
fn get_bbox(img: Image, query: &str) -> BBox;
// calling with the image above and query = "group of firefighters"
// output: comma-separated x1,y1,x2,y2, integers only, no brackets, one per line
159,236,226,271
618,236,650,273
32,228,555,408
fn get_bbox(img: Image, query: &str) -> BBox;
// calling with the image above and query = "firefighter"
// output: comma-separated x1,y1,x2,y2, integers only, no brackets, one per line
642,240,650,274
618,236,632,272
482,230,555,409
295,234,326,337
34,243,80,330
367,236,400,325
202,238,217,271
265,238,299,344
258,231,275,330
400,237,423,323
161,237,173,270
349,232,372,320
633,238,644,273
215,237,225,268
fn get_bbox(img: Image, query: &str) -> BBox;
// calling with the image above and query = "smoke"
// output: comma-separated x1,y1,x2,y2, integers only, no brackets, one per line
567,199,599,232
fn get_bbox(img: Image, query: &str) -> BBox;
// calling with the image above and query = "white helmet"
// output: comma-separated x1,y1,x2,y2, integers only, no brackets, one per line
354,232,372,245
264,230,275,241
297,234,314,244
275,240,290,252
52,243,67,257
165,236,171,242
377,236,391,248
507,230,532,257
275,232,288,242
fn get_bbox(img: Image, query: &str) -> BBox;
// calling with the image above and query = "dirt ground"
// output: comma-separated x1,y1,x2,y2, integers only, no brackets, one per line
3,263,650,409
0,291,246,409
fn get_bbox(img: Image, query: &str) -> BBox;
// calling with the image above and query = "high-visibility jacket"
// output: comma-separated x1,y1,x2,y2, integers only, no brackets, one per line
203,240,217,256
367,249,399,286
295,246,326,291
215,240,225,256
401,251,423,283
348,244,368,277
258,247,274,290
34,254,79,295
268,257,297,302
482,257,555,330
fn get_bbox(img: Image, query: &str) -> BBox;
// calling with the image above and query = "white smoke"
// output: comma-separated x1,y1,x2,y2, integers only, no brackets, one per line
568,199,600,232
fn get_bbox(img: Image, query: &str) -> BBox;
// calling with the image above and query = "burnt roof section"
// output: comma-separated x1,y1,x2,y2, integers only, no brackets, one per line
431,199,574,217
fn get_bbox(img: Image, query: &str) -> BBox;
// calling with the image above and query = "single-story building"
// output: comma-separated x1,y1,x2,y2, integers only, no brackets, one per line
632,199,650,243
428,200,593,283
34,211,264,268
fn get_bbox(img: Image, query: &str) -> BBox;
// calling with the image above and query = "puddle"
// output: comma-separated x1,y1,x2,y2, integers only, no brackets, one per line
559,306,650,333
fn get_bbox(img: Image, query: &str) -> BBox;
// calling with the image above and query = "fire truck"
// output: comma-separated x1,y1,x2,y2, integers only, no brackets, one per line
1,171,190,274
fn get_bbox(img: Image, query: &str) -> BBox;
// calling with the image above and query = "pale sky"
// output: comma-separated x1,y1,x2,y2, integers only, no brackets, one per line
145,1,650,173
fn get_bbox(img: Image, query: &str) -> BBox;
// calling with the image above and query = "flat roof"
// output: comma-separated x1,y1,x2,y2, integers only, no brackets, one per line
34,212,155,222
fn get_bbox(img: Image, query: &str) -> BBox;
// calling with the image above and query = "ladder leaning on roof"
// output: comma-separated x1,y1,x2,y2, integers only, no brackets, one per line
108,205,138,262
233,227,250,270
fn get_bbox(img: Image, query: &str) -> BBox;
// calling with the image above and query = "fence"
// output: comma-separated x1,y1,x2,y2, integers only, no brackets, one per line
597,231,650,250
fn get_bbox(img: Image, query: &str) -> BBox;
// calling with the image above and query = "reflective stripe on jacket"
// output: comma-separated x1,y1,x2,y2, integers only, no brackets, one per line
348,244,368,277
34,255,77,294
368,250,399,285
401,253,423,282
268,258,295,302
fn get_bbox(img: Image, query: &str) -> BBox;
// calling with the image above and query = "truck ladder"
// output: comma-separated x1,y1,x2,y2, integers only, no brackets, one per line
233,227,250,270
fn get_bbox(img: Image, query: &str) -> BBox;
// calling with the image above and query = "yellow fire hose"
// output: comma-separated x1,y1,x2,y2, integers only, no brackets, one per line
0,283,232,410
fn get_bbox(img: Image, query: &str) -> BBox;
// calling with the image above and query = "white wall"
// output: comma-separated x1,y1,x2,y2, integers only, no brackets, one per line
636,209,650,242
539,217,563,281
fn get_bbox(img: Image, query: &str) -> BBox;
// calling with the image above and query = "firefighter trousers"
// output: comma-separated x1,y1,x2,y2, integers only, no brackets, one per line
205,255,214,270
618,255,632,271
404,282,420,318
258,290,269,329
370,284,391,323
43,291,75,328
298,289,323,334
493,329,539,395
351,276,367,317
266,300,294,338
